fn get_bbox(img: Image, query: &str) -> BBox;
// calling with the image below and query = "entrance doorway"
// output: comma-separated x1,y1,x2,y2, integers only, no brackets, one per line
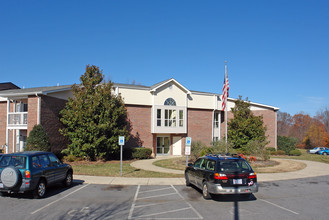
156,136,170,155
172,136,182,155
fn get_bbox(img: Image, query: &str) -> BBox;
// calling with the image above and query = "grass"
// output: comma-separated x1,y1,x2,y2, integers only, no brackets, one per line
69,160,183,178
69,149,329,177
272,149,329,164
152,149,329,173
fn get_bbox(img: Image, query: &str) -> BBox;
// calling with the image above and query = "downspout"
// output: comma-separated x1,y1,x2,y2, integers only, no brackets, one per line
275,111,278,151
36,93,40,125
6,99,10,154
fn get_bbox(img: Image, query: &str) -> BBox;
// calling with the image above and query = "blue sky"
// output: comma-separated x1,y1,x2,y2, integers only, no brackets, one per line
1,0,328,116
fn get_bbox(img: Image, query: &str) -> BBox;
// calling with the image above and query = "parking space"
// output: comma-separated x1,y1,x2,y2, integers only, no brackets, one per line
1,176,329,219
128,185,202,219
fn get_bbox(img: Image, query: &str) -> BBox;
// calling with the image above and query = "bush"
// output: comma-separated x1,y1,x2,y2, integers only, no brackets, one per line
271,150,286,155
277,136,298,154
245,140,270,161
211,140,235,154
289,149,302,156
266,147,276,152
191,141,209,161
131,148,152,159
63,155,83,162
25,125,50,152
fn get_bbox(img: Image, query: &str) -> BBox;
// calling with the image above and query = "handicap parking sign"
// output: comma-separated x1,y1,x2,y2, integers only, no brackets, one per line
186,137,191,146
119,136,125,145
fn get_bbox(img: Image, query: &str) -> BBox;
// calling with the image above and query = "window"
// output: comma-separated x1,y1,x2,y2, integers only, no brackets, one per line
179,110,184,127
32,156,42,168
165,109,176,127
164,98,176,106
214,112,219,128
48,153,60,167
157,109,161,126
193,158,204,168
39,155,51,168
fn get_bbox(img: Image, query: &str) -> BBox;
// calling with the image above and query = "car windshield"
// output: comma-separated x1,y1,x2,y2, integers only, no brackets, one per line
218,159,252,173
0,155,27,169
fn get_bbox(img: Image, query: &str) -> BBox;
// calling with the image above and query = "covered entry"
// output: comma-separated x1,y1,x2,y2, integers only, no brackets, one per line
156,136,170,155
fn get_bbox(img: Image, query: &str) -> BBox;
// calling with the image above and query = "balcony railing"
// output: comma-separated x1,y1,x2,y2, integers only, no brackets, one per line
8,112,28,128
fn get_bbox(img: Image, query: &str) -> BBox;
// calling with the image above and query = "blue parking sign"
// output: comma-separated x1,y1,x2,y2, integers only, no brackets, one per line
186,137,191,146
119,136,125,145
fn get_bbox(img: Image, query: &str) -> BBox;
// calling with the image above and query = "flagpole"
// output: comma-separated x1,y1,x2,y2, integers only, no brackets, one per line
225,61,228,153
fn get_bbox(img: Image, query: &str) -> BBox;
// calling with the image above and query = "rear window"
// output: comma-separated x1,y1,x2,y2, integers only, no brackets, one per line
218,159,252,173
0,156,27,169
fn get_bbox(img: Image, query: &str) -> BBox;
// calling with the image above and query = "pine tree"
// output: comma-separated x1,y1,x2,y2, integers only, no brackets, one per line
60,65,129,160
227,96,268,149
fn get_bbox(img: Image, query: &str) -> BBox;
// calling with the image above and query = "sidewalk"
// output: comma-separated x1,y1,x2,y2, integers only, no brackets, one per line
74,157,329,185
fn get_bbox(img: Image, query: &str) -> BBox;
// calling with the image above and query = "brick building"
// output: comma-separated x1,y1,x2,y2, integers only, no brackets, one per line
0,79,279,156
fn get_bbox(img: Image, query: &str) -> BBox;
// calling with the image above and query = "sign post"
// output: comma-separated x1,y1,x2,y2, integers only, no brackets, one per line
185,137,191,166
119,136,125,176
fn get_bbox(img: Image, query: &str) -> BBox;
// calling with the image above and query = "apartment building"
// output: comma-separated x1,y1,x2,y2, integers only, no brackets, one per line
0,79,279,156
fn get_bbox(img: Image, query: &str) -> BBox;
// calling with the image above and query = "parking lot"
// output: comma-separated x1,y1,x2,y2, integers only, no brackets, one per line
1,176,329,220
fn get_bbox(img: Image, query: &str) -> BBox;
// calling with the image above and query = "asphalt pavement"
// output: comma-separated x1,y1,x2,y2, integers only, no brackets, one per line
73,156,329,185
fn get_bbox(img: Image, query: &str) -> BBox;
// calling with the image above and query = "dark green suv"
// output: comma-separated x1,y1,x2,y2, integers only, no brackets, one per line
0,151,73,199
185,154,258,199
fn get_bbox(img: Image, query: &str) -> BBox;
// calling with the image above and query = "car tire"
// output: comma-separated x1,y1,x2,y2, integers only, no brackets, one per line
1,166,21,188
202,182,212,200
33,179,46,199
323,152,328,155
63,171,73,187
185,173,191,186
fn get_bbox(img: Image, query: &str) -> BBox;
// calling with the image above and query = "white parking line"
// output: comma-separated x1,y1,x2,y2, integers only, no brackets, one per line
31,183,90,215
128,185,203,220
139,186,173,194
260,199,299,215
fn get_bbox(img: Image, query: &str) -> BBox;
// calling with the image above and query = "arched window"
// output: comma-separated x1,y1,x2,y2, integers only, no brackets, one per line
164,98,176,106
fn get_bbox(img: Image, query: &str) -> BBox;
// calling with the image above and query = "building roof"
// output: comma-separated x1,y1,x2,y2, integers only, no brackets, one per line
0,84,72,98
0,82,20,91
0,79,279,111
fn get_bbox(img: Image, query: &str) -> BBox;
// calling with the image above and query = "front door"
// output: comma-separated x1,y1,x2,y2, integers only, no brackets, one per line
172,136,181,155
156,136,170,155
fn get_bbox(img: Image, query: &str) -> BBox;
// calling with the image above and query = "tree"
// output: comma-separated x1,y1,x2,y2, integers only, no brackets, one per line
25,125,50,152
302,119,329,148
227,97,268,149
60,65,129,160
277,136,298,154
277,111,293,136
316,107,329,132
289,113,313,144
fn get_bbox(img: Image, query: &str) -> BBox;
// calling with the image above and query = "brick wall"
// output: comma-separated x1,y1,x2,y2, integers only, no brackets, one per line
40,95,68,154
187,108,213,145
220,110,277,148
0,102,7,148
27,96,39,135
125,105,153,149
253,110,277,148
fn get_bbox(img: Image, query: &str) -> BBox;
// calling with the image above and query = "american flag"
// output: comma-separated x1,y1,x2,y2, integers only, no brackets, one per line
222,64,229,111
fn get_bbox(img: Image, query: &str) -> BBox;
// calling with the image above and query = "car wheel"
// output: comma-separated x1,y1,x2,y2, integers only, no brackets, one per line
324,152,328,155
1,166,21,188
33,180,46,199
202,182,212,200
63,171,73,187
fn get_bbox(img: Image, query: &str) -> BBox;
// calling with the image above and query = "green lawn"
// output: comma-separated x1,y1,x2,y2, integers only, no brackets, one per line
70,149,329,178
273,149,329,164
70,161,183,178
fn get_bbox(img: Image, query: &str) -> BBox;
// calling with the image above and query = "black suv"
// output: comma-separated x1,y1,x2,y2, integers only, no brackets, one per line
0,151,73,198
185,154,258,199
